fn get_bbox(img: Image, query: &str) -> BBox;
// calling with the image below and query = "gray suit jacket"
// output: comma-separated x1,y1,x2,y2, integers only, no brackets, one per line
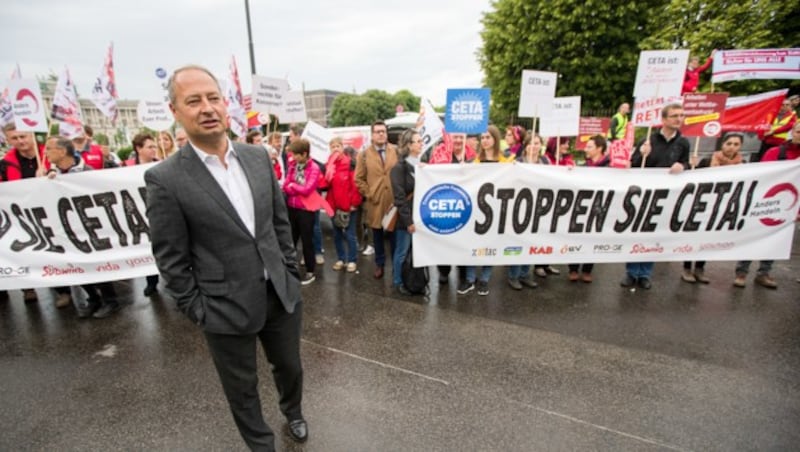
145,142,301,334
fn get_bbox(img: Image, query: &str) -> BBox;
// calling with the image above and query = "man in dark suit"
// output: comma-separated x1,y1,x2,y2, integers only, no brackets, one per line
144,65,307,451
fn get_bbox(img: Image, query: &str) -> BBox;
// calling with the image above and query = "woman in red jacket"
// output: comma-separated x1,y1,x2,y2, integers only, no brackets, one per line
325,137,362,272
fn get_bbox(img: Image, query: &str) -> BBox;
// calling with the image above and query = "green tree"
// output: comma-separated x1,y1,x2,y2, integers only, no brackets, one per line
93,133,110,145
640,0,800,95
479,0,662,124
392,90,420,113
363,89,396,120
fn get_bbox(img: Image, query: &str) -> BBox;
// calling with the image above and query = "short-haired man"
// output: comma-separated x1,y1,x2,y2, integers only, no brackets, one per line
72,125,105,170
174,127,188,148
246,129,263,145
355,120,398,279
145,65,306,450
755,98,797,162
1,123,46,303
607,102,630,142
622,103,689,290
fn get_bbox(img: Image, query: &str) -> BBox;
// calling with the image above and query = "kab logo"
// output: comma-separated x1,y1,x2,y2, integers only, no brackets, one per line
529,245,553,255
504,246,522,256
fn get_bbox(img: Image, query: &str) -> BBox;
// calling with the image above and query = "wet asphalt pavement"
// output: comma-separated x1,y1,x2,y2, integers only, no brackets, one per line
2,224,799,451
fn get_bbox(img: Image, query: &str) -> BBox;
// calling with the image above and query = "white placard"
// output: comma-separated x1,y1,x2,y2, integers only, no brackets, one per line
632,95,684,127
252,75,290,115
137,100,174,131
538,96,581,137
301,120,333,163
279,91,308,124
518,70,557,118
412,162,800,266
712,48,800,83
9,79,48,132
633,50,690,99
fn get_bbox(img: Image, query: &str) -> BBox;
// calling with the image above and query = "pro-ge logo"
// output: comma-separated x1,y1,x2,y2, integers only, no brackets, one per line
420,183,472,234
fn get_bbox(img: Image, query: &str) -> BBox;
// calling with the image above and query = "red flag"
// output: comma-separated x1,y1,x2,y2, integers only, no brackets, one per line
721,89,788,133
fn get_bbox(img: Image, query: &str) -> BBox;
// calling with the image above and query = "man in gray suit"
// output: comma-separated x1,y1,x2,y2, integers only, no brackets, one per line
145,65,307,451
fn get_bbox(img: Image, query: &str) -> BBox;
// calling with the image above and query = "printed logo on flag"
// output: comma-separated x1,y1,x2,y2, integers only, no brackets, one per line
755,183,798,226
420,184,472,234
444,88,490,134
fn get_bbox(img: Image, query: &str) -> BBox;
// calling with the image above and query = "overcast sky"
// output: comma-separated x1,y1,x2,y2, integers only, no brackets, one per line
1,0,490,107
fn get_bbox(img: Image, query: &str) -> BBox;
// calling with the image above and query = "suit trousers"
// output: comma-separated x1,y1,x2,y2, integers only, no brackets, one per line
203,281,303,452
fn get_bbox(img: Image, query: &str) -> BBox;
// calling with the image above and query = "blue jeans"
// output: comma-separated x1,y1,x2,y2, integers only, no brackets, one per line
735,260,773,275
465,266,493,283
508,265,531,280
372,228,395,268
333,213,358,263
312,210,323,254
392,229,412,286
625,262,654,280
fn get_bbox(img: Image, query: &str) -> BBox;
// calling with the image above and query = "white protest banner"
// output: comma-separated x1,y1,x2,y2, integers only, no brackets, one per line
9,79,48,132
418,97,444,153
279,91,308,124
518,70,557,118
634,50,690,99
712,48,800,84
137,100,174,130
632,95,683,127
0,164,156,290
301,120,333,163
412,162,800,266
252,75,290,116
539,96,581,137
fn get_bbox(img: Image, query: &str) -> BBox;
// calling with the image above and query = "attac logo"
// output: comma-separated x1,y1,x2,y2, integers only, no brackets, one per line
420,183,472,234
504,246,522,256
472,247,497,257
754,183,798,226
560,244,582,254
529,245,553,255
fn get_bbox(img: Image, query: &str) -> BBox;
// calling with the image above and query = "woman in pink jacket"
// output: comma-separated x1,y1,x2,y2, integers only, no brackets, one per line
283,139,321,285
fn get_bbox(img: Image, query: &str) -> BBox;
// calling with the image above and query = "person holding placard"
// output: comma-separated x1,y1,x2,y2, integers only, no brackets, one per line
461,126,510,296
44,135,121,319
1,123,46,303
355,120,398,280
754,99,797,162
72,126,105,170
540,136,575,167
504,125,526,159
623,103,689,290
682,51,715,94
507,134,544,290
567,135,610,283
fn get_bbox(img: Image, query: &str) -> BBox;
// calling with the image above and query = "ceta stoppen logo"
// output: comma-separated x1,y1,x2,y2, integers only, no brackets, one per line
756,183,798,226
420,183,472,234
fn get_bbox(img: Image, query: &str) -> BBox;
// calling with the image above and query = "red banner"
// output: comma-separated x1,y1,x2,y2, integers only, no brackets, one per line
681,93,728,137
576,117,610,150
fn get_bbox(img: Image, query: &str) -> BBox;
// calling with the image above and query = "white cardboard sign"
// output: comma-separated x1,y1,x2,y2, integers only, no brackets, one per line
633,50,689,99
539,96,581,137
137,100,174,131
518,70,557,118
9,79,48,132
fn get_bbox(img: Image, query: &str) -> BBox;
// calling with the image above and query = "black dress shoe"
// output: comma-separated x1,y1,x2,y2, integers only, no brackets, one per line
287,419,308,443
373,267,384,279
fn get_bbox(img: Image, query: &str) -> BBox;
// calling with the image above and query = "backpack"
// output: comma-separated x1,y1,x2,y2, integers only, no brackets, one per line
402,244,429,295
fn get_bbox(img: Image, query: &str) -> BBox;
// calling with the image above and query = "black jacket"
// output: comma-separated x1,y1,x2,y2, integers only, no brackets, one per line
630,130,690,169
390,159,415,231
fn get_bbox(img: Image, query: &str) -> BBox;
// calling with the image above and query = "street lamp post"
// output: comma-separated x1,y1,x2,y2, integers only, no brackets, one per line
244,0,256,75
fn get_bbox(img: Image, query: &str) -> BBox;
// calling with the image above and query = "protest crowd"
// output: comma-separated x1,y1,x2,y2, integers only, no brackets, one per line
1,52,799,450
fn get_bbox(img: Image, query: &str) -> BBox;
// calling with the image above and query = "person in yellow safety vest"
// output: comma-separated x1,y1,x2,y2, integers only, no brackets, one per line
607,102,630,142
753,98,797,162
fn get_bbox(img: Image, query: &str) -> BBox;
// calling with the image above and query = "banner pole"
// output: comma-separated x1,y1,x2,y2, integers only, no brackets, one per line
692,136,700,170
642,84,660,168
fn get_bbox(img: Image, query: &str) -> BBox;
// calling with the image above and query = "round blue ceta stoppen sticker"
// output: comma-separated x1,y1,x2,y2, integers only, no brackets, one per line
420,183,472,234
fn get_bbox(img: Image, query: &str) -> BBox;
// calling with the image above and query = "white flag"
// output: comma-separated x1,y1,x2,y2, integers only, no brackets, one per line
90,43,118,123
225,56,247,137
52,67,83,138
418,97,444,153
0,64,22,142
